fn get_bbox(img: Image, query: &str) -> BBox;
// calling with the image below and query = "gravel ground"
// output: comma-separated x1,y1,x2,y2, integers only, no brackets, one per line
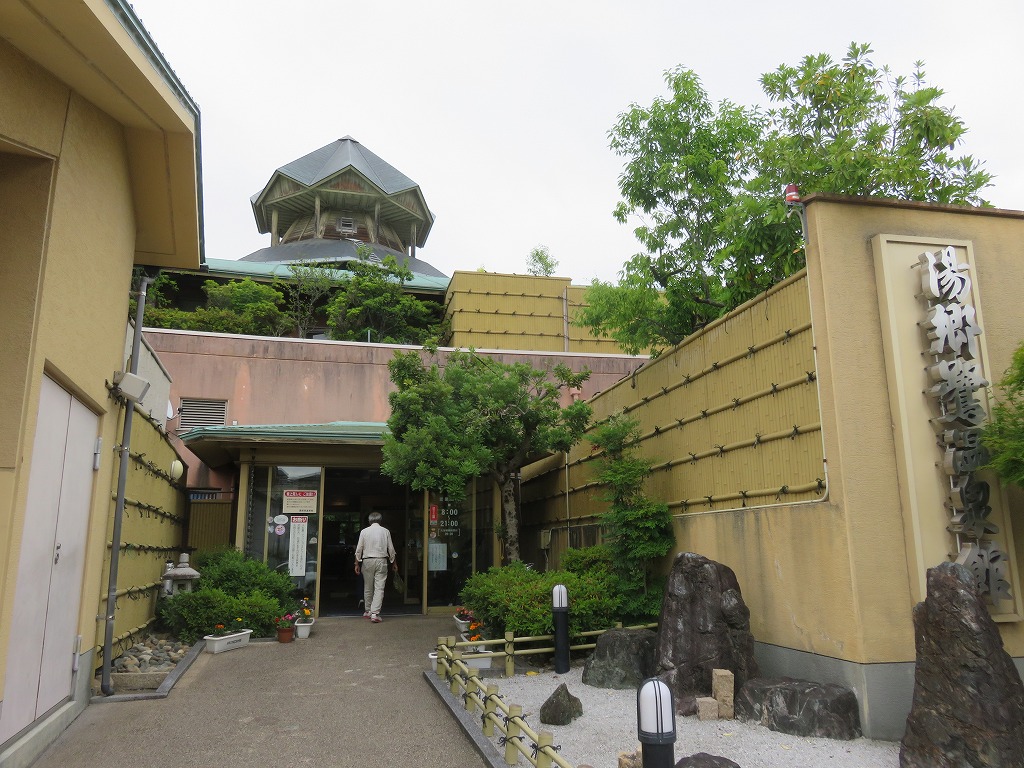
486,665,900,768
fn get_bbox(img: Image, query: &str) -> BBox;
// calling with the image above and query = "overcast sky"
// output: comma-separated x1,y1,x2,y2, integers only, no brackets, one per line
129,0,1024,284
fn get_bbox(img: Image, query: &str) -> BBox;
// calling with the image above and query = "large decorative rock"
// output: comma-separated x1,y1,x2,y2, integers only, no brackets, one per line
676,754,741,767
900,561,1024,767
540,682,583,726
656,553,758,702
735,677,861,739
582,628,657,689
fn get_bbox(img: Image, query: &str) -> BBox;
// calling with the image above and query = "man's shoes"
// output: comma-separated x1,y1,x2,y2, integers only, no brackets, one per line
362,612,370,619
370,614,382,623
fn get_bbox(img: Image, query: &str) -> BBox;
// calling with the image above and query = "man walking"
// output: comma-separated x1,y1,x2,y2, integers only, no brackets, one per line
354,511,398,623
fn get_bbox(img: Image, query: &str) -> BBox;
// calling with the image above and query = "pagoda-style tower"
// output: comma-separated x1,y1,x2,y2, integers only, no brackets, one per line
244,136,441,273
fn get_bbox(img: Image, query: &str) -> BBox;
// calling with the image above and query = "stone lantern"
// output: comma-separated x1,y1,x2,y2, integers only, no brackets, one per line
162,553,200,595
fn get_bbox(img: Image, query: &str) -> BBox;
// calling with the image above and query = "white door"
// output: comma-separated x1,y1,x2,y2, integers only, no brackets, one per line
0,376,96,743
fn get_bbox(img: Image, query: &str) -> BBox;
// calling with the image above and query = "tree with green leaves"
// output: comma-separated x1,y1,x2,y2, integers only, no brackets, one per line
587,412,674,620
382,349,592,561
526,244,558,276
983,343,1024,487
276,260,343,338
325,248,444,344
143,277,290,336
578,43,992,355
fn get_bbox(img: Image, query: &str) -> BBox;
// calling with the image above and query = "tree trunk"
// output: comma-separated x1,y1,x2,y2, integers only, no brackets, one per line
501,475,520,562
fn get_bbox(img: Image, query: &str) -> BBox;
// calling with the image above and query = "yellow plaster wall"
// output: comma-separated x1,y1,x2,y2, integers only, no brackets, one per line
525,198,1024,667
93,411,187,661
445,271,626,354
803,197,1024,660
0,40,140,689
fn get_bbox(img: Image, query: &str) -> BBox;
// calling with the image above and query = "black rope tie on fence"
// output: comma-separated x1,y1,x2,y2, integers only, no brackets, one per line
498,736,524,748
806,370,817,383
770,382,779,396
816,477,825,492
740,490,749,507
777,485,789,500
783,328,793,342
715,445,725,457
700,409,709,419
753,432,762,447
683,374,692,386
790,425,800,439
747,345,756,358
689,452,698,463
706,495,714,507
530,742,540,758
732,397,741,409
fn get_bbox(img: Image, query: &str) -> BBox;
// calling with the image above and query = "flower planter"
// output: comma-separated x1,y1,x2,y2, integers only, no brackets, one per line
203,628,253,654
453,615,471,634
459,632,487,654
294,619,314,639
277,626,295,643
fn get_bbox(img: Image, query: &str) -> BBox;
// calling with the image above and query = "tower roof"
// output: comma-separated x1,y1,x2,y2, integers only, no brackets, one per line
250,137,434,248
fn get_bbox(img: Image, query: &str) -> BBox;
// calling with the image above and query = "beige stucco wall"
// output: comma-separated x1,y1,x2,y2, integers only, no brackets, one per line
0,39,133,689
445,271,627,354
523,197,1024,670
803,196,1024,662
0,9,200,725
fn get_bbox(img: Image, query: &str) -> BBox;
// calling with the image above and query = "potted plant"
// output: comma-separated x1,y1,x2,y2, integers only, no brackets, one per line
461,621,487,653
203,617,253,654
294,597,315,639
274,611,296,643
453,606,473,634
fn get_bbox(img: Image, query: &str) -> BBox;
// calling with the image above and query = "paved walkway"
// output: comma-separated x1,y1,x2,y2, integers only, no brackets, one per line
29,615,488,768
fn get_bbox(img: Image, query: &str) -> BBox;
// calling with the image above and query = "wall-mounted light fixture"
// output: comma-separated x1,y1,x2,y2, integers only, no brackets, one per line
112,370,151,403
169,459,185,482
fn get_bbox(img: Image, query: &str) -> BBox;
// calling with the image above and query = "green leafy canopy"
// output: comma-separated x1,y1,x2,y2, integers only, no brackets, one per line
382,349,592,561
578,43,993,356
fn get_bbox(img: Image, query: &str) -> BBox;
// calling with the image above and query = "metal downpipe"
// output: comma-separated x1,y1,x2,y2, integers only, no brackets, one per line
101,275,152,695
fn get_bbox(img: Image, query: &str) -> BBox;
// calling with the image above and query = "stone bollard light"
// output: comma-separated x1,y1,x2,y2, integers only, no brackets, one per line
552,584,569,674
637,678,675,768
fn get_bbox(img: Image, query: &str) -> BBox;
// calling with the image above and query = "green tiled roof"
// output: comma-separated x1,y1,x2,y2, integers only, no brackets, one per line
202,257,449,293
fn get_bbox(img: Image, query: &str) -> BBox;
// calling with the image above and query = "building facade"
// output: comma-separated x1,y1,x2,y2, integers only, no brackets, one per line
0,2,201,764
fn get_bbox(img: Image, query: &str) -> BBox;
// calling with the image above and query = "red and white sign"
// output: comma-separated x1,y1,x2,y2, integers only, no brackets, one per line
284,489,317,516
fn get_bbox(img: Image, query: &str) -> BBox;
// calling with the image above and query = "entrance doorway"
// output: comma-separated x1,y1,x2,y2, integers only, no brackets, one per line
318,467,417,615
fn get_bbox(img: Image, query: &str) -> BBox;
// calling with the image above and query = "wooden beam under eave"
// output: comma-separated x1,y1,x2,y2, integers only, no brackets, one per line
373,201,380,244
410,222,417,258
271,208,279,246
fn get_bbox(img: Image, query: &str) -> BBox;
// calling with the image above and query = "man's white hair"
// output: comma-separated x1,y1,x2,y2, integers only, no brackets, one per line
368,511,382,524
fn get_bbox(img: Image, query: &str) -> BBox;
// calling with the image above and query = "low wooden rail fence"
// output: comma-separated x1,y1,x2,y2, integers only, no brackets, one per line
434,622,657,767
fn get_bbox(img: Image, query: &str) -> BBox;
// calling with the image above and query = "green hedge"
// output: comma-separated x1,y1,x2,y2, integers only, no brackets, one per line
192,548,295,603
157,549,295,642
157,587,282,643
459,551,620,639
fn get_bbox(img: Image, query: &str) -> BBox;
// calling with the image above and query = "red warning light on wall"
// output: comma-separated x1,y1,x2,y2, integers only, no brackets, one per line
429,505,438,524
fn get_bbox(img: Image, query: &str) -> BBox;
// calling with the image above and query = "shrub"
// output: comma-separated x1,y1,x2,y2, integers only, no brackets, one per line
157,550,297,642
561,545,615,579
157,587,284,643
192,548,294,604
459,560,619,639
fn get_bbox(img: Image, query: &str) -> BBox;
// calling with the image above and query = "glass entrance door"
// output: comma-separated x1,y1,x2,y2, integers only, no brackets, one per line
318,467,415,615
265,466,322,601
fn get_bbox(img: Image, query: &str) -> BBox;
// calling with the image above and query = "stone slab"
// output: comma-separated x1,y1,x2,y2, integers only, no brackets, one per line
109,671,170,691
696,696,719,721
